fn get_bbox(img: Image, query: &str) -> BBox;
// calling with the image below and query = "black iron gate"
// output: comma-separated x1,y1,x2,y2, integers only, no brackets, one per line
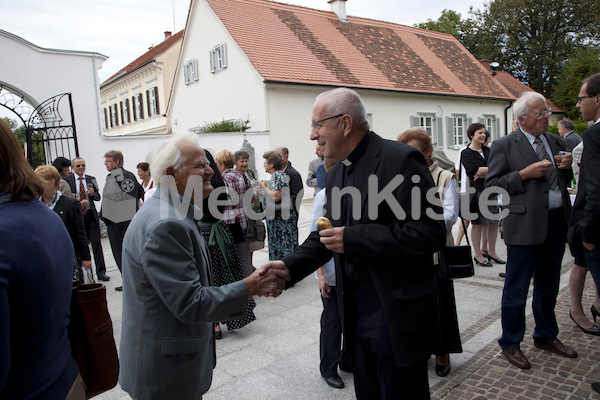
0,85,79,168
26,93,79,168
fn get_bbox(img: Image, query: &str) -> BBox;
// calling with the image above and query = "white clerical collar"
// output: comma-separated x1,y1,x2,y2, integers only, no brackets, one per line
341,159,352,167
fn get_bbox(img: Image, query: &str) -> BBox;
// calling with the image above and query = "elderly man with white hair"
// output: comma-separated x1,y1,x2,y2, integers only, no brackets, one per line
118,132,290,400
486,91,576,370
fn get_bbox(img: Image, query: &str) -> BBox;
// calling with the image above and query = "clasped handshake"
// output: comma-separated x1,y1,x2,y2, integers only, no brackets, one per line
244,261,290,298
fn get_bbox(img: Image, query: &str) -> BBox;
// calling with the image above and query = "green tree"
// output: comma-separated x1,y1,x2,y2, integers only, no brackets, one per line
552,47,600,120
417,1,600,97
1,117,25,148
469,0,600,96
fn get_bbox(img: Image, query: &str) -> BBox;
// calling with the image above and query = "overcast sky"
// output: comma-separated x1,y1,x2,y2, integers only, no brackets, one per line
2,0,485,85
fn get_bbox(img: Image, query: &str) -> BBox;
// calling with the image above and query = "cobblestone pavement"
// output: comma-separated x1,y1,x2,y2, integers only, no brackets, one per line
94,200,600,399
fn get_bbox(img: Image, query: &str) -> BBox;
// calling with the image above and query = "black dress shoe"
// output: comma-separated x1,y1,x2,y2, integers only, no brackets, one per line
115,286,123,292
97,274,110,281
570,311,600,336
324,375,344,389
485,254,506,264
499,272,506,278
592,382,600,394
592,305,600,322
474,257,492,267
435,361,451,377
214,330,222,340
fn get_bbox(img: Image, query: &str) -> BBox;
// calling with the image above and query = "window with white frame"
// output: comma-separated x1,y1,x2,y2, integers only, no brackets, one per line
209,43,227,73
184,59,199,85
446,115,471,148
480,115,501,140
410,113,444,147
132,93,144,121
120,99,131,124
146,87,159,117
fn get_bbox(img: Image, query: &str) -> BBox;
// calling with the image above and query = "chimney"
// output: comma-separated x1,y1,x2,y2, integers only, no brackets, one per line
480,60,491,71
328,0,347,22
164,31,172,40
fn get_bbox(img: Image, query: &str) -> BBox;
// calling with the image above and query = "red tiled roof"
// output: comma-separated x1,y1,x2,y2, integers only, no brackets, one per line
493,70,563,112
101,30,184,87
206,0,513,100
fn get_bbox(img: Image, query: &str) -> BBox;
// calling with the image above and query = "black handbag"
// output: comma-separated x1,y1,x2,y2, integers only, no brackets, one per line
437,217,475,280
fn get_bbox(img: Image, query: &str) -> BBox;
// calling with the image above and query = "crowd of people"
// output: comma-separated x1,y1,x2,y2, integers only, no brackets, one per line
1,73,600,399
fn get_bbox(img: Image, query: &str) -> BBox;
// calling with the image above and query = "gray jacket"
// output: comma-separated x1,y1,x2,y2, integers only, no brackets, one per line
119,187,248,400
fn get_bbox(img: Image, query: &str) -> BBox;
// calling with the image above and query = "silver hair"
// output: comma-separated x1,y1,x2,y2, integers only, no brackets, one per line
316,88,370,132
149,131,201,185
513,91,546,121
558,118,575,131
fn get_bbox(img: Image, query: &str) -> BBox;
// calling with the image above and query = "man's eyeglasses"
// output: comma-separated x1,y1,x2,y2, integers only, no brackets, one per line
531,108,552,119
104,159,116,165
311,114,344,130
577,95,595,104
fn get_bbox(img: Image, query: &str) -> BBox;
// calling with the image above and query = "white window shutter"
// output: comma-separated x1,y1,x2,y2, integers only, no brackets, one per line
410,115,419,128
446,117,453,148
221,43,227,68
466,117,472,144
495,118,501,139
436,117,444,148
184,62,190,85
478,117,485,124
192,59,198,81
209,50,215,73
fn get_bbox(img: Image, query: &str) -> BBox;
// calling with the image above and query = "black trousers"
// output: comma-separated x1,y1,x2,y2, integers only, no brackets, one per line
320,287,352,378
83,212,106,276
352,288,430,400
106,220,130,272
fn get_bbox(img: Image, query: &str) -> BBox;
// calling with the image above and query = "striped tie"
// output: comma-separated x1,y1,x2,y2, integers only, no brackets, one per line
79,178,88,215
533,136,558,189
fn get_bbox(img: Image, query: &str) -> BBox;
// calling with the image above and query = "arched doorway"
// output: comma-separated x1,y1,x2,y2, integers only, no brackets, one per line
0,83,79,168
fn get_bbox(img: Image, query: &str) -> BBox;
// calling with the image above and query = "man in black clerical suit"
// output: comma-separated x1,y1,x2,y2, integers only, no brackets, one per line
65,157,109,281
261,88,445,399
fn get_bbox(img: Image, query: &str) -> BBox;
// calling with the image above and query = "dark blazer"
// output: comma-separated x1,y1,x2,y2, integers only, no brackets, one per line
64,173,101,222
564,131,583,153
53,195,91,262
0,199,78,399
282,132,446,367
569,123,600,255
485,129,573,246
461,145,490,195
100,167,144,224
284,162,303,212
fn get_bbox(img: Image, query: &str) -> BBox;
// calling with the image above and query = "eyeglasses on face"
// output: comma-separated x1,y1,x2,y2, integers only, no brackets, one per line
104,159,116,164
577,95,595,104
531,108,552,119
311,114,344,130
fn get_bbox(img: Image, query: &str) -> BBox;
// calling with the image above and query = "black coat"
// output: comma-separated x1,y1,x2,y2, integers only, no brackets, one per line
283,132,446,367
53,195,91,262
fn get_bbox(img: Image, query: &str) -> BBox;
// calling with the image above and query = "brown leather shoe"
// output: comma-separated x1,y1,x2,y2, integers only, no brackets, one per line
502,347,531,369
534,339,578,358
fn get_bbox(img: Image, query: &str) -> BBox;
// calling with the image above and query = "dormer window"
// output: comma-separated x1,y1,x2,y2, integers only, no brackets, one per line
209,43,227,73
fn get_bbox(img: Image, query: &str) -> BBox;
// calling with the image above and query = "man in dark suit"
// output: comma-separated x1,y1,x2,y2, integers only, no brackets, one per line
558,118,582,152
569,72,600,324
100,150,144,291
261,88,446,399
65,157,109,281
486,92,576,370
